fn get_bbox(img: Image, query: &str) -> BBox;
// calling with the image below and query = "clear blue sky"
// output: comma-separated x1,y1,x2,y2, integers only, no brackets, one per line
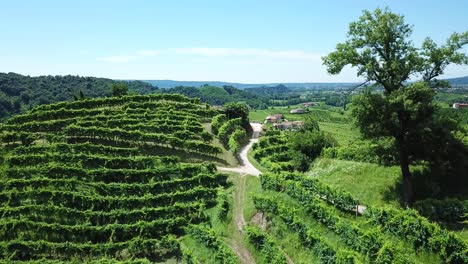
1,0,467,83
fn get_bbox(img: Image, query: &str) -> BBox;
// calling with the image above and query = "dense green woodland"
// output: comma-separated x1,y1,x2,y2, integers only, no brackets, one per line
2,72,467,122
0,73,157,120
160,85,268,108
0,73,272,121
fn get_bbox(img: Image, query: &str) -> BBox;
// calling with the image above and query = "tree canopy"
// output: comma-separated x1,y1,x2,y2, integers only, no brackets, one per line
110,83,129,97
322,8,468,204
0,73,157,120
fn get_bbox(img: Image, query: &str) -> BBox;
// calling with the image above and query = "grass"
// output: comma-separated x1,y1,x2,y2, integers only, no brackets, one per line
243,175,263,222
180,172,238,263
308,158,403,208
249,105,360,146
318,121,360,146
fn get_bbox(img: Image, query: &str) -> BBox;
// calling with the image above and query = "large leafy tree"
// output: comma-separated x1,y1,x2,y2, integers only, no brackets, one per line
322,8,468,204
110,83,129,97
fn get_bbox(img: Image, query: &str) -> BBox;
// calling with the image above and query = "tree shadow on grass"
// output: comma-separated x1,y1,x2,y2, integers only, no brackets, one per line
382,178,405,207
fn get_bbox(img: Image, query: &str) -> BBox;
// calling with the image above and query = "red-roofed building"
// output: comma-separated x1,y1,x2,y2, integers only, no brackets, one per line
453,103,468,109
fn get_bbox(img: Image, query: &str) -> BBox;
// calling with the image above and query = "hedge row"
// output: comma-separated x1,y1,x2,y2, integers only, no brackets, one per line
253,194,361,264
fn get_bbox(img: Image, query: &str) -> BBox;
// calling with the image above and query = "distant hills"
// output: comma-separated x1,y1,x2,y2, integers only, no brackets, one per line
142,80,358,89
1,72,467,121
0,72,156,120
445,76,468,85
142,76,468,89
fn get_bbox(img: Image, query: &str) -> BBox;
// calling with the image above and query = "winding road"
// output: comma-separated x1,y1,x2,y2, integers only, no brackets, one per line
217,123,263,176
216,123,263,264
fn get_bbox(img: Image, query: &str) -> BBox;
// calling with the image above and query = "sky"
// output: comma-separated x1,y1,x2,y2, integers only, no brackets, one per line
1,0,467,83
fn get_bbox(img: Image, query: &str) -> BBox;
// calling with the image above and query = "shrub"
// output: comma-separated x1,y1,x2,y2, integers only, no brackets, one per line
413,198,467,222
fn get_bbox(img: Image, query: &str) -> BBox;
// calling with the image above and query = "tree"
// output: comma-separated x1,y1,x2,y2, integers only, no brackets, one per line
110,83,129,97
322,8,468,204
223,102,252,134
302,115,320,132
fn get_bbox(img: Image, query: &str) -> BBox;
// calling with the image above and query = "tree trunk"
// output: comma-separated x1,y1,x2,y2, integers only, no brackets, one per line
396,109,414,206
398,143,413,206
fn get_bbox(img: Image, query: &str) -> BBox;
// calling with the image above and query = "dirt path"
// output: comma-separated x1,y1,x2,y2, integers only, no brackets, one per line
224,173,256,264
218,123,263,177
216,123,265,264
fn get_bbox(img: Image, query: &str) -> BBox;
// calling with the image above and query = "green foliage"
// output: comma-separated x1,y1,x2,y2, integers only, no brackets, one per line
110,83,129,97
216,188,230,221
302,114,320,132
228,128,247,154
185,225,239,264
211,114,227,135
162,85,267,108
322,138,397,165
260,174,402,261
253,127,336,173
413,198,467,222
290,130,335,161
245,225,288,264
0,72,157,120
212,110,249,154
218,118,242,141
253,194,361,264
375,243,411,264
323,7,468,203
365,207,468,263
223,101,252,134
0,94,229,262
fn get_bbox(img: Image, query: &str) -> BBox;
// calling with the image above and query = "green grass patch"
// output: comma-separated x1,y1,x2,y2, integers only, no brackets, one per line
243,175,263,222
308,158,403,208
318,121,360,146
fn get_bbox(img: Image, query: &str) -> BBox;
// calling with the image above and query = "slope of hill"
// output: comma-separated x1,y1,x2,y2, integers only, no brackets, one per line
143,79,359,89
161,85,267,108
446,76,468,85
0,72,158,121
0,94,230,262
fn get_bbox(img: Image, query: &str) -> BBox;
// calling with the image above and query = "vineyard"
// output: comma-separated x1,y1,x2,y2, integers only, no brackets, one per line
0,94,231,263
247,172,468,263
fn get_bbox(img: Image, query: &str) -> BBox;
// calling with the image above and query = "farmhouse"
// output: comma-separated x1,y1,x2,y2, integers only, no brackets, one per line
290,108,306,114
264,114,284,123
273,121,304,130
453,103,468,109
303,102,316,107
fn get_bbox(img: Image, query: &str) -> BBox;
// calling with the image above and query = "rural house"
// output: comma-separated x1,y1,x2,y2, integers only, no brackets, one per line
290,108,306,114
453,103,468,109
273,121,304,130
265,114,284,123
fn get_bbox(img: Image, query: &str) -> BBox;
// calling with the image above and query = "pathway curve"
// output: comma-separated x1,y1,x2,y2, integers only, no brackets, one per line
217,123,263,177
217,123,263,264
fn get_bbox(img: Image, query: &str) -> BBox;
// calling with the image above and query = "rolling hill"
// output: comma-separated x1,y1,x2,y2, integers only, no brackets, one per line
0,94,230,262
0,72,158,121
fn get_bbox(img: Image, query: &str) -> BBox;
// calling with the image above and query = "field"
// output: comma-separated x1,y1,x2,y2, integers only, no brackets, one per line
0,93,466,263
249,104,359,145
0,94,232,263
246,102,468,264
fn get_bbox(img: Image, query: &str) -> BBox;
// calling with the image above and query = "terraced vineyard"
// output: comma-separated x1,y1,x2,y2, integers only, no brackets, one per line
0,94,230,263
249,172,468,264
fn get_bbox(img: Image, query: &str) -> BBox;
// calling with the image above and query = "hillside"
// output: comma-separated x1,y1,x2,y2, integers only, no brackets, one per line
0,94,232,262
446,76,468,85
161,85,267,108
143,80,359,90
0,72,157,121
